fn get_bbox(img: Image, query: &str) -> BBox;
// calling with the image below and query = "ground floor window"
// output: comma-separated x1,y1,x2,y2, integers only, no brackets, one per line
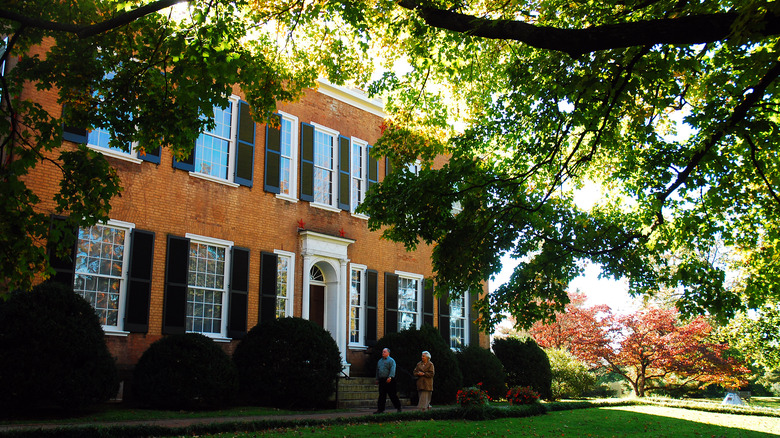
349,265,366,345
450,293,467,348
186,236,230,335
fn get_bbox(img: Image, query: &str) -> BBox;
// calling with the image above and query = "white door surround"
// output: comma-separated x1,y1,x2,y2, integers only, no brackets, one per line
299,230,355,376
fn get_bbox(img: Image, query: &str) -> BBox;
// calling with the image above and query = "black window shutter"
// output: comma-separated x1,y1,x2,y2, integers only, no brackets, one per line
228,246,250,339
48,216,77,287
125,229,154,333
259,252,278,324
438,290,451,343
234,100,255,187
300,123,315,202
365,270,378,344
367,144,378,192
385,156,394,177
61,105,88,144
384,272,399,335
139,146,161,164
423,278,434,327
469,291,480,346
264,114,282,193
163,235,189,334
338,135,351,210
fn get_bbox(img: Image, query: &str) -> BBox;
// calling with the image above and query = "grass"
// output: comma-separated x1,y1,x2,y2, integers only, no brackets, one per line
204,405,780,437
750,397,780,409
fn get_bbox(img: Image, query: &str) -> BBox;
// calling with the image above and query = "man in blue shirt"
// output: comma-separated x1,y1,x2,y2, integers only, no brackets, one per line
374,347,402,414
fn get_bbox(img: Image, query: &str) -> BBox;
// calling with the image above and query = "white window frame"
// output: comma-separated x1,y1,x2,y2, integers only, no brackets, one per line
310,122,340,212
350,137,369,218
407,159,422,175
73,219,135,335
276,111,299,202
85,71,143,164
274,249,296,318
449,292,470,349
349,264,367,347
396,270,423,331
184,233,233,339
189,94,240,187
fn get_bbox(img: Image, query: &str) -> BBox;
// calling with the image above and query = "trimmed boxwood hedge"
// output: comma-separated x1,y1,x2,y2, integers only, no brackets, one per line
233,317,342,409
0,281,119,411
133,333,238,410
456,344,507,400
492,337,553,400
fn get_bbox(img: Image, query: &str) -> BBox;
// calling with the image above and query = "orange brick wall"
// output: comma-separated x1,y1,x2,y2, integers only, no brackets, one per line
18,71,490,373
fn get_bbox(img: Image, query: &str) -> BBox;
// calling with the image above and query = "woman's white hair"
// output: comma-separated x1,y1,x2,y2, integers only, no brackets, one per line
422,351,431,359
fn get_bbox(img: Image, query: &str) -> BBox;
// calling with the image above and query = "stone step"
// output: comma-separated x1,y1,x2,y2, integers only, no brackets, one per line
335,377,412,409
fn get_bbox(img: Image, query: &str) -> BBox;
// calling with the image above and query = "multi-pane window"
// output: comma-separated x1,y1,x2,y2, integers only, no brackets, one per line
349,266,366,345
195,102,234,179
279,117,294,196
187,240,228,335
86,71,139,161
398,276,419,331
313,129,335,205
449,294,467,349
276,254,289,318
351,140,367,212
73,222,131,330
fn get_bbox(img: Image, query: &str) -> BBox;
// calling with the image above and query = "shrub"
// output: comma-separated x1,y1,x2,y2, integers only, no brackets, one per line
233,317,342,409
492,337,553,400
370,325,463,404
0,281,119,411
133,333,238,410
547,348,597,399
507,386,540,405
456,384,490,407
456,344,507,400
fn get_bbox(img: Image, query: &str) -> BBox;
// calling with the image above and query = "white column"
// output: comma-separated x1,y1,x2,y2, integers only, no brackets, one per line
301,254,312,320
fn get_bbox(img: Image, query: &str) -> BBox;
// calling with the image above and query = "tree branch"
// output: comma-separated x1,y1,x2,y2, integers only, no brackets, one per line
397,1,780,57
0,0,188,39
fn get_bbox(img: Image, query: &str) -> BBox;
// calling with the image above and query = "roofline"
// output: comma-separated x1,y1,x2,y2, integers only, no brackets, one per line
316,79,386,119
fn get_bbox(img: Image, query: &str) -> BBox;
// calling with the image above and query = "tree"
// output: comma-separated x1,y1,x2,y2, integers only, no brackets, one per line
532,300,750,397
354,0,780,329
0,0,365,293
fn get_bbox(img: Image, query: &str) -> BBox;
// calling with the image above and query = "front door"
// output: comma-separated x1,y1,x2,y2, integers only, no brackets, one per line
310,284,325,328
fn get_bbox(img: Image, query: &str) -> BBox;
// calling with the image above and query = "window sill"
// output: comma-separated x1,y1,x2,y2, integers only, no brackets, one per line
189,172,240,188
311,202,341,213
351,212,368,220
276,193,299,203
348,344,368,350
103,329,130,337
90,146,143,164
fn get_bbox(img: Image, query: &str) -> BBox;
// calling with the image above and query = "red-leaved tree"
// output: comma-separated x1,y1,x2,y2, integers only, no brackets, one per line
530,294,749,397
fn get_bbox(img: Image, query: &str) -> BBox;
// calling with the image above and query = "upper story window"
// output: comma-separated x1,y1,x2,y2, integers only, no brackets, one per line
173,96,256,188
264,112,299,200
73,220,134,332
299,122,341,211
351,138,368,214
313,127,336,206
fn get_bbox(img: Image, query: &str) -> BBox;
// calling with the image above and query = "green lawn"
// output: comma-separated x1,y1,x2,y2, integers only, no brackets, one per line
750,397,780,410
206,406,780,438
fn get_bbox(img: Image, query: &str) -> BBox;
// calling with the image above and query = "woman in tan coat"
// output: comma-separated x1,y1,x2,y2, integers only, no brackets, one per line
414,351,435,411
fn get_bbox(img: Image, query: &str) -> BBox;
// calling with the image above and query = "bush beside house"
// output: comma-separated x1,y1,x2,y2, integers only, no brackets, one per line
456,344,507,400
0,282,119,411
493,337,553,400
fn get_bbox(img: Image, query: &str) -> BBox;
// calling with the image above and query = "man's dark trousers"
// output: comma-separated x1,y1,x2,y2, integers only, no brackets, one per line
377,378,401,412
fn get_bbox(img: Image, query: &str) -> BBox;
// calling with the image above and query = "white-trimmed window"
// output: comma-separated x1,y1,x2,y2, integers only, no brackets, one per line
86,71,145,164
449,293,468,349
313,124,337,206
185,234,232,337
194,96,238,182
397,272,422,331
73,220,134,332
275,250,295,318
351,138,368,213
278,112,298,199
349,264,367,345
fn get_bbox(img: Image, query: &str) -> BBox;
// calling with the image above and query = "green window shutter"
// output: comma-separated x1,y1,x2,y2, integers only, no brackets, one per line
365,270,378,344
234,100,255,187
163,235,189,335
384,272,399,335
172,152,195,172
48,215,77,287
300,123,315,202
423,278,434,327
338,135,351,210
139,146,161,164
469,291,480,346
61,105,88,144
264,114,282,193
367,144,378,192
125,229,155,333
438,290,451,343
228,246,250,339
259,252,278,324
